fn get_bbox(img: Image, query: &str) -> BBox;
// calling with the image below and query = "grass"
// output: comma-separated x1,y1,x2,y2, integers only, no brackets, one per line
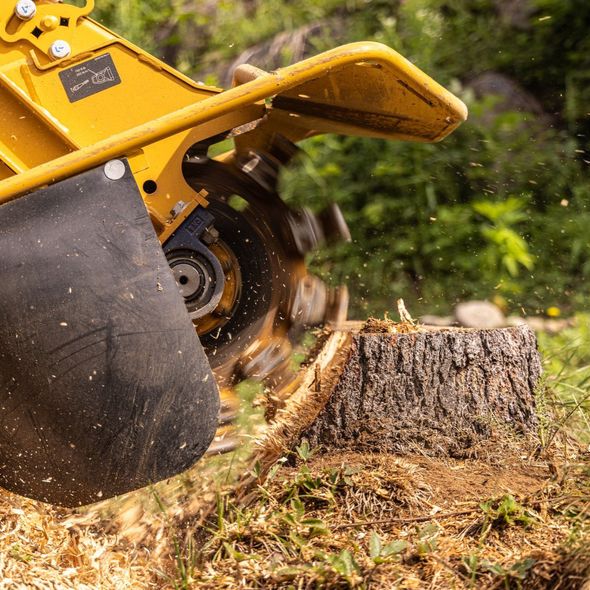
537,313,590,445
0,317,588,588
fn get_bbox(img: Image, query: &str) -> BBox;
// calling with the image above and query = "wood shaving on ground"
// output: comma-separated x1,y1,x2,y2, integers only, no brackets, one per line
0,312,587,589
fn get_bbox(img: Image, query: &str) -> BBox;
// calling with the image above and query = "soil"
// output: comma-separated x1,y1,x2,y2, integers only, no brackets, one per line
309,451,551,509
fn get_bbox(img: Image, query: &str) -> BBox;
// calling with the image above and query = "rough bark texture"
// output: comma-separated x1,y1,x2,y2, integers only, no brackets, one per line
300,325,541,457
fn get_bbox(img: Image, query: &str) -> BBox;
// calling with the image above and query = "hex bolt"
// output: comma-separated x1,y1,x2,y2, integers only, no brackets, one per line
201,226,219,246
170,201,187,219
103,160,126,181
40,15,59,31
49,40,71,60
15,0,36,20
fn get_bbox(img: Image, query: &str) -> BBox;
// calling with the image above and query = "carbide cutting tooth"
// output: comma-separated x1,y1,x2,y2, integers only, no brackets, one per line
283,203,351,256
325,285,349,327
218,387,240,426
318,203,351,244
290,275,328,327
237,151,280,193
237,337,293,381
266,133,301,166
207,386,241,455
283,207,323,256
206,423,239,455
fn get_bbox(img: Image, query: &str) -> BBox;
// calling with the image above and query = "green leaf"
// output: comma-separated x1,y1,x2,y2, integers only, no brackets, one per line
288,531,307,548
482,560,507,576
223,542,254,562
295,439,310,461
339,550,358,576
417,523,439,539
301,518,329,535
290,498,305,518
510,557,537,579
382,540,408,557
369,531,382,559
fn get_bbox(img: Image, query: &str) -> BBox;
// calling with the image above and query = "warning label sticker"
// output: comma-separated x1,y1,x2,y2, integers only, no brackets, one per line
59,54,121,103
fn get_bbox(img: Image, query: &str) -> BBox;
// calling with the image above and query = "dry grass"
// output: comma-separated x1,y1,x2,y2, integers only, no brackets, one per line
0,322,588,589
0,426,587,590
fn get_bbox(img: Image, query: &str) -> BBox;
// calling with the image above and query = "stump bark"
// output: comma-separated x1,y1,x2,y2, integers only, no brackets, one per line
299,324,541,457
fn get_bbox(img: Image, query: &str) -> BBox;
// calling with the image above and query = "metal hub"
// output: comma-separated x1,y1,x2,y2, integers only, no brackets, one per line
166,249,223,319
164,205,226,321
171,260,206,299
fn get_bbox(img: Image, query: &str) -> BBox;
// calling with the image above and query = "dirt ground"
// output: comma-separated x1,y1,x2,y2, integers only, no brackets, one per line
0,323,588,589
0,436,587,589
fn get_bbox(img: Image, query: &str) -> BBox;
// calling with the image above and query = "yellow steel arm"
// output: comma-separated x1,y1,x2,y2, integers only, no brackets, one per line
0,41,466,204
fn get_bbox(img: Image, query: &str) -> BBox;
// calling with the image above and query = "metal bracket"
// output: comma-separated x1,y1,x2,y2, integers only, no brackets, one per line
0,0,94,61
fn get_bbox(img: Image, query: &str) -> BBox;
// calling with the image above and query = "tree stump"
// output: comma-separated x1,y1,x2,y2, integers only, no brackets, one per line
234,322,542,504
299,323,541,457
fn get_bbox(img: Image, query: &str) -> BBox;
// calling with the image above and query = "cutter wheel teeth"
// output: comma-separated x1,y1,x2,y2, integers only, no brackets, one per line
283,204,351,256
218,388,240,426
326,285,350,326
179,136,351,451
238,337,293,381
290,275,328,326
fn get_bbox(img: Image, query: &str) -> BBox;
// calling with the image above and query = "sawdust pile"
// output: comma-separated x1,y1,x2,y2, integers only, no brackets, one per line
0,490,153,588
0,455,237,589
0,430,588,589
0,318,587,588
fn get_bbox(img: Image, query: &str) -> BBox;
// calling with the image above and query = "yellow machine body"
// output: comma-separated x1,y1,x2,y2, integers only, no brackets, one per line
0,0,467,506
0,0,466,227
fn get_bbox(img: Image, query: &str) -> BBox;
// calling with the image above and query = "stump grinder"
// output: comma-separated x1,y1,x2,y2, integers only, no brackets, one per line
0,0,467,506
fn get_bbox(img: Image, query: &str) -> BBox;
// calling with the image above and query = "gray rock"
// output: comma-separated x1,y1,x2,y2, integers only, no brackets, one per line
454,300,506,329
420,315,455,327
469,72,546,117
494,0,534,29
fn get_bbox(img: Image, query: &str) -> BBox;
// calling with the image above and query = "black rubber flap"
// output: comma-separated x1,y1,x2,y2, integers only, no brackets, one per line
0,161,219,506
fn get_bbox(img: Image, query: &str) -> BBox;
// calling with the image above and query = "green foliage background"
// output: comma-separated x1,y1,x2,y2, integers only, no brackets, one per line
93,0,590,316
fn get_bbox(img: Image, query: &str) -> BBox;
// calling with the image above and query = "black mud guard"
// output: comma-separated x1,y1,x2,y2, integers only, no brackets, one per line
0,160,219,507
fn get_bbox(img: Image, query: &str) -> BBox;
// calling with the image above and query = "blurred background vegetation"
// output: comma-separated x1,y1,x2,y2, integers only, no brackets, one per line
93,0,590,317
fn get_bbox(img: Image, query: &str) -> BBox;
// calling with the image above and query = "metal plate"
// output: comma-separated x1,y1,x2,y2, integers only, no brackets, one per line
59,53,121,103
0,160,219,506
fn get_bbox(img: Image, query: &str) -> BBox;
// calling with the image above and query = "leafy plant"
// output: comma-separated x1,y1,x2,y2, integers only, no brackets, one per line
479,495,537,541
295,438,314,462
369,531,408,564
473,197,534,278
412,522,439,556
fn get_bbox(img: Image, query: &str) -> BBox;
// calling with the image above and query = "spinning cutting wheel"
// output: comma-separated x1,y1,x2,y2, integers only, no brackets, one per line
170,138,351,450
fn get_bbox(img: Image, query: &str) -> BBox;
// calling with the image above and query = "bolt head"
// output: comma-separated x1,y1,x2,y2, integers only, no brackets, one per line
49,40,71,60
103,160,126,181
170,201,187,219
15,0,36,20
